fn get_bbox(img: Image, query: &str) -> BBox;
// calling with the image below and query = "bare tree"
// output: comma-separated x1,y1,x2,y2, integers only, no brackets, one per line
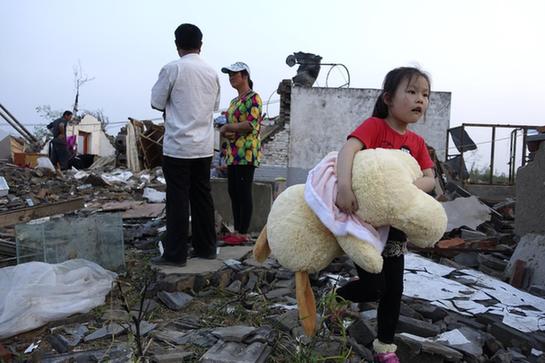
72,61,95,116
34,62,110,140
35,105,63,121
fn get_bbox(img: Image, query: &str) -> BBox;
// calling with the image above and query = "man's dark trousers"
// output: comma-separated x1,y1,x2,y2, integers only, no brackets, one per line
162,155,216,263
50,139,70,170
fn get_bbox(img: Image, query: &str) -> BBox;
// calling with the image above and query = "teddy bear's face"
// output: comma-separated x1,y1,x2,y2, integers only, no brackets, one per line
267,184,344,273
350,149,447,247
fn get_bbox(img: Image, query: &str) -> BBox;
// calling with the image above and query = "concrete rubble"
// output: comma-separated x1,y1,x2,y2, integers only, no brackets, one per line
3,238,545,362
1,122,545,362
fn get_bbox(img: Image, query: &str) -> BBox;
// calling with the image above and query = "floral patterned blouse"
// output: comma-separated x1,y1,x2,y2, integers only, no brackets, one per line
222,90,262,166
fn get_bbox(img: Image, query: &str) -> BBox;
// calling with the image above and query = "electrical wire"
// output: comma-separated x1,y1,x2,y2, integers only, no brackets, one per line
325,64,350,88
0,117,164,130
265,89,280,118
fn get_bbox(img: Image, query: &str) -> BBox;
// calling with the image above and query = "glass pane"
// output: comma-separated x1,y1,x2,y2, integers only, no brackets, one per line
16,213,125,271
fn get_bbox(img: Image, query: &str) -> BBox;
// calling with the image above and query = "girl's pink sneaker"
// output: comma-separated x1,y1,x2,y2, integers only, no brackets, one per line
374,352,400,363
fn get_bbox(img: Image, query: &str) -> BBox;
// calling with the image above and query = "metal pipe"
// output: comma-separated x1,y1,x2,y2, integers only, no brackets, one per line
508,129,517,184
462,122,537,128
490,126,496,184
513,129,518,181
522,128,528,166
445,126,450,162
460,125,465,183
0,104,38,143
0,107,34,141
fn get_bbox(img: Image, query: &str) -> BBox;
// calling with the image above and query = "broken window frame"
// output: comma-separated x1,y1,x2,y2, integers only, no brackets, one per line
445,123,540,185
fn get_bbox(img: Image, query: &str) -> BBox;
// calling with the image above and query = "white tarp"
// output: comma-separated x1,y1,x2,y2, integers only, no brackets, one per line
35,157,55,172
143,187,166,203
0,259,116,339
101,170,133,185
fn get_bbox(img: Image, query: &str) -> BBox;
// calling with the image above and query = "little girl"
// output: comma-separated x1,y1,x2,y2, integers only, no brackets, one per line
335,67,436,363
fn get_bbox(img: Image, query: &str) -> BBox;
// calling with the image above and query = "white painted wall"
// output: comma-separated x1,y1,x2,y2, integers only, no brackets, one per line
287,86,451,184
68,115,115,157
0,136,12,160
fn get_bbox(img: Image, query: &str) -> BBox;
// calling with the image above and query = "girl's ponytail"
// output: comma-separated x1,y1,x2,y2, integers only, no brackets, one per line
372,92,389,118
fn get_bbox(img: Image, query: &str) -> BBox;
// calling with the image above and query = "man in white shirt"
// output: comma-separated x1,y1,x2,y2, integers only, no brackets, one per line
151,23,220,266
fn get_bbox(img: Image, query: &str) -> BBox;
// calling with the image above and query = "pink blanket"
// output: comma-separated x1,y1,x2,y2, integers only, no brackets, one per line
304,152,388,253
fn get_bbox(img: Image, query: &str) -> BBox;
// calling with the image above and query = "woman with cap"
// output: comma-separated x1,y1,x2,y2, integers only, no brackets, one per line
220,62,263,244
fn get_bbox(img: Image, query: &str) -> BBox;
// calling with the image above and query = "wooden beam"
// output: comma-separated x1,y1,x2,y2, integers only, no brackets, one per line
0,198,85,227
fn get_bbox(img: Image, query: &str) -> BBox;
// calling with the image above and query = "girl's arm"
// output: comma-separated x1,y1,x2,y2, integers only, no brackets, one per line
220,121,252,134
414,168,435,193
336,137,364,213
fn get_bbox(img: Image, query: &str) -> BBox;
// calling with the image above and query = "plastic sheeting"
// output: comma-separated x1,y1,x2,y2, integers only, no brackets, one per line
35,157,55,172
0,259,116,339
143,187,166,203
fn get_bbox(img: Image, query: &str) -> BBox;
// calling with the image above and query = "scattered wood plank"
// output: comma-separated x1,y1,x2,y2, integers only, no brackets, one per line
101,201,165,219
0,198,85,227
510,259,527,288
0,238,16,256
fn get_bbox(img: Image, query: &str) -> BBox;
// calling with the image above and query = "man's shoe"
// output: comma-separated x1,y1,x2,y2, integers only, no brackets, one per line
189,250,217,259
150,256,187,267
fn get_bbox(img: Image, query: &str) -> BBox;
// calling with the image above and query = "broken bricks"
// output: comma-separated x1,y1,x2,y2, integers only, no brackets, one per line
157,291,193,311
3,153,545,363
200,341,271,363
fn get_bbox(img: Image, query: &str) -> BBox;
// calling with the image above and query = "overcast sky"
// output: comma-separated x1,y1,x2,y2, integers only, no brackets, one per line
1,0,544,167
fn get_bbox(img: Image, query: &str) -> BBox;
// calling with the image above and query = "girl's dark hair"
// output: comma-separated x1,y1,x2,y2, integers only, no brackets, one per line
372,67,431,118
241,70,253,89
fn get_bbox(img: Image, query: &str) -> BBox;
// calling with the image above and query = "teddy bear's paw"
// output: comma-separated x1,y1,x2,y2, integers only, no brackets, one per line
401,202,448,248
337,235,384,274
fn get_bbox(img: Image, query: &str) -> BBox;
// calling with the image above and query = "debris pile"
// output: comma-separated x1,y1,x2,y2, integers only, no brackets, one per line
1,125,545,362
0,160,166,267
2,246,545,362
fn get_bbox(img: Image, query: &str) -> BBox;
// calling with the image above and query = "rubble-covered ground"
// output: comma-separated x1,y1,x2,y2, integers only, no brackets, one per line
1,160,545,363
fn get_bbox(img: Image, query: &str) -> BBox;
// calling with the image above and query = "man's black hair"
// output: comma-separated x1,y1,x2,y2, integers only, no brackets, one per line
174,23,203,50
62,110,73,118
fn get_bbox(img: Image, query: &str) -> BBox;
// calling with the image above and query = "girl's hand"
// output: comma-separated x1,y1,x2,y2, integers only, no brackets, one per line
336,186,359,214
219,124,230,136
413,169,435,193
220,125,236,140
224,131,236,141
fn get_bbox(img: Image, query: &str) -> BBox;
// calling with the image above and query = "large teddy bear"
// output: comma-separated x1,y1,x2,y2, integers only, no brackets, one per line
253,148,447,336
